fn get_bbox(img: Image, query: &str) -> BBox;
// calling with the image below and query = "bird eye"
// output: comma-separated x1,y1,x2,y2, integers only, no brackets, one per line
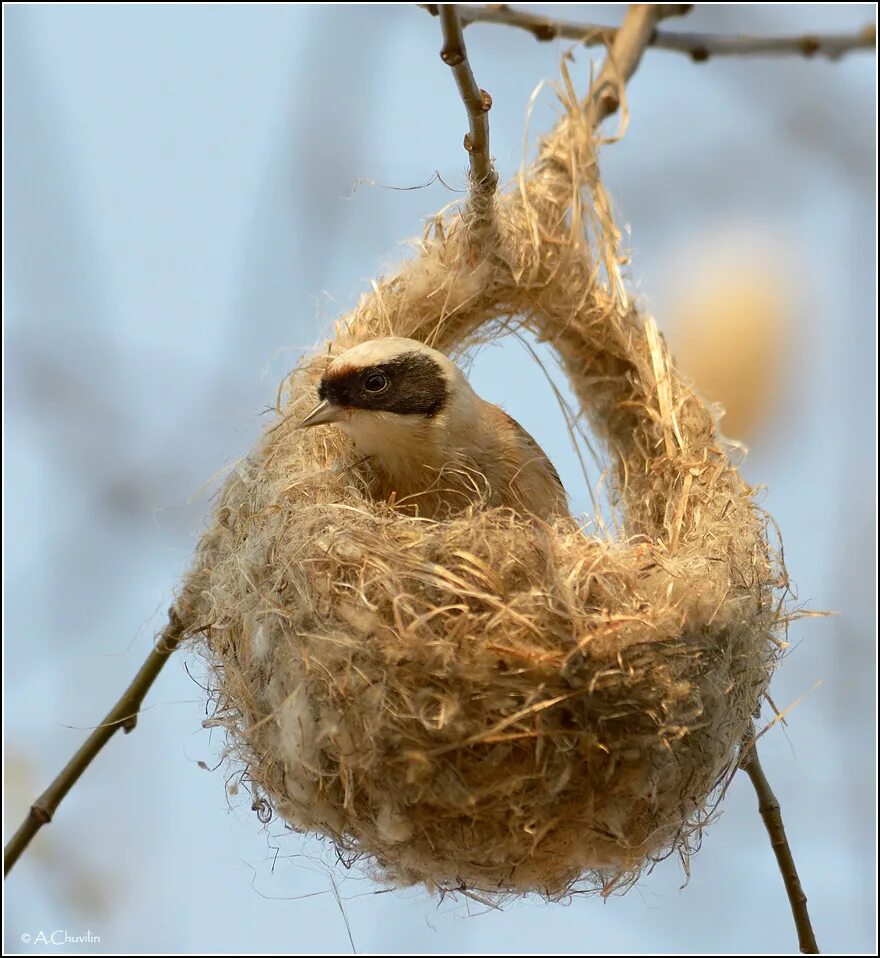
364,372,389,393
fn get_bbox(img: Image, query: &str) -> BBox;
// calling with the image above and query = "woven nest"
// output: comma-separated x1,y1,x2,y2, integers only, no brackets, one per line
176,76,786,898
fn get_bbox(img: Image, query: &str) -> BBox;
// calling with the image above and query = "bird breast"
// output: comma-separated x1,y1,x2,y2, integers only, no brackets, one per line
343,399,566,520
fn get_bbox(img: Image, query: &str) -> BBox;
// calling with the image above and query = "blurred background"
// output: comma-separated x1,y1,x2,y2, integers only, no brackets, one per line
4,4,876,953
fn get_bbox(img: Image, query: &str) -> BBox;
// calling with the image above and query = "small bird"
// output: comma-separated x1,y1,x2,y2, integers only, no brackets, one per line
298,337,567,519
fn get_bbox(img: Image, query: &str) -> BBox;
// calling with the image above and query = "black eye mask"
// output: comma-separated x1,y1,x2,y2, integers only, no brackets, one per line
319,353,448,417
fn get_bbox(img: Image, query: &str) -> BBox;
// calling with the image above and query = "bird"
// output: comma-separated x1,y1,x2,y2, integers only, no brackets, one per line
298,337,567,519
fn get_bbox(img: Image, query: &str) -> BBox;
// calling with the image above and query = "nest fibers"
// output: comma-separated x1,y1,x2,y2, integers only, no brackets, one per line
175,74,787,898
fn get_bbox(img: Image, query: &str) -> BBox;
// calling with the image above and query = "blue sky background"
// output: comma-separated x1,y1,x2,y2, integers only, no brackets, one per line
4,4,876,954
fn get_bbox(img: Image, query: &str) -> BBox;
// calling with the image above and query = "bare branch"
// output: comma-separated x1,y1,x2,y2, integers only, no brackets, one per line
741,729,820,954
438,4,498,214
422,4,876,63
433,4,689,218
4,610,184,875
589,4,677,124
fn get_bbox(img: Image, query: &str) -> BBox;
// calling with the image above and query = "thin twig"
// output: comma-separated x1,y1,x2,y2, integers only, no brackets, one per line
589,4,689,124
740,727,820,954
422,4,876,63
4,609,184,875
438,4,498,214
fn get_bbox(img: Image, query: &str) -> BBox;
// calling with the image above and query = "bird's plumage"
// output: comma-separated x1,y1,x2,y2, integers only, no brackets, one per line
300,337,567,519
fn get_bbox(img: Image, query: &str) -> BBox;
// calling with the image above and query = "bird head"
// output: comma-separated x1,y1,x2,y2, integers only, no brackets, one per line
298,337,475,456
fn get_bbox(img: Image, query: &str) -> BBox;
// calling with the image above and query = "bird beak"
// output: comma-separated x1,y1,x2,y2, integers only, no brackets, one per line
297,399,346,429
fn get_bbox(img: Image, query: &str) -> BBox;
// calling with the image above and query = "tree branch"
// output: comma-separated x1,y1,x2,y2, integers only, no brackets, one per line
4,610,184,875
438,4,498,216
422,4,876,63
740,729,820,954
589,4,689,124
436,3,686,212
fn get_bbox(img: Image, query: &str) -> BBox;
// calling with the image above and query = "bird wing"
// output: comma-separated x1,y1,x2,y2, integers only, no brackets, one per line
486,404,568,517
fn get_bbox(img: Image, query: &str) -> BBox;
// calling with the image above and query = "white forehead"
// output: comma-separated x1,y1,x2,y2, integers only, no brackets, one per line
330,337,456,374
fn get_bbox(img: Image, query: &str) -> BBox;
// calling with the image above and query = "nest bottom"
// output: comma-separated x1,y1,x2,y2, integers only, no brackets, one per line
191,485,775,898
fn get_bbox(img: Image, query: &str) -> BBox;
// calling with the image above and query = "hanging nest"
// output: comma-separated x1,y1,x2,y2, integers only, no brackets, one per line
175,73,786,899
